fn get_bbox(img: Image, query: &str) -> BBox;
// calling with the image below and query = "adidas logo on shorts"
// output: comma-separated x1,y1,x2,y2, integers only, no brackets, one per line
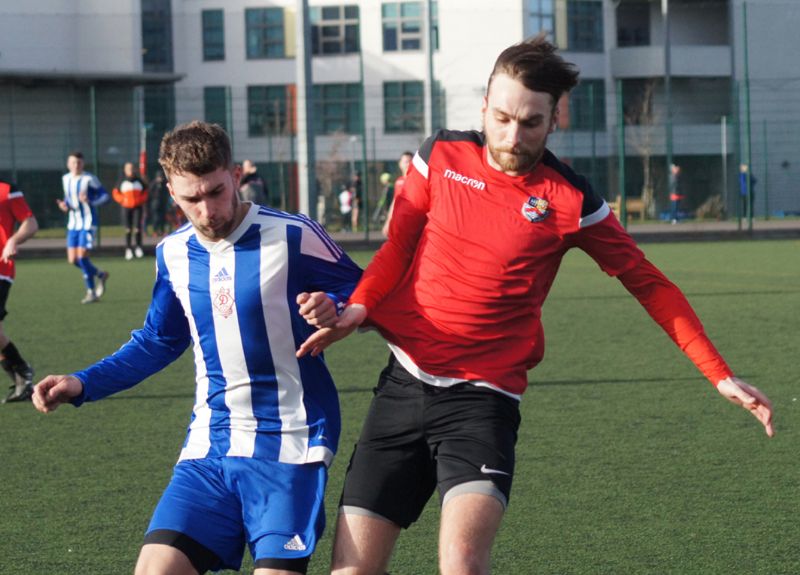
284,534,307,551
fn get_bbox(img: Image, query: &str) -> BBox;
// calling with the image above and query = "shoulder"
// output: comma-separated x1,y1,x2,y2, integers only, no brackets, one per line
418,129,483,162
540,150,606,218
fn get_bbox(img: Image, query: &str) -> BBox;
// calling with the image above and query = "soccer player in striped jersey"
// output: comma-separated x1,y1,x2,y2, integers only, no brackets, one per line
299,37,774,575
57,151,111,304
0,180,38,403
34,121,362,575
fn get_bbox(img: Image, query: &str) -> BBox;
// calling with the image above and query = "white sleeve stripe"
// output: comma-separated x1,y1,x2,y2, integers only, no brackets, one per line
303,218,343,258
8,191,24,199
413,152,429,179
579,201,611,228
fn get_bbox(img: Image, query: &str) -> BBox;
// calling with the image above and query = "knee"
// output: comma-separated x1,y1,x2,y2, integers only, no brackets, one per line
439,539,489,575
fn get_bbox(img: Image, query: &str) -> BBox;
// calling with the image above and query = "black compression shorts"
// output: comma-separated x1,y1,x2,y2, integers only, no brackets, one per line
340,354,521,528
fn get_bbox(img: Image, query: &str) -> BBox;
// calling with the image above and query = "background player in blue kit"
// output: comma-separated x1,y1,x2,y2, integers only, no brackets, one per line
34,121,362,575
57,151,111,304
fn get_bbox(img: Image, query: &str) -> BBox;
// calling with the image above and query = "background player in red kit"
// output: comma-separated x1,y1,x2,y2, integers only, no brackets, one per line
0,180,38,403
299,36,774,575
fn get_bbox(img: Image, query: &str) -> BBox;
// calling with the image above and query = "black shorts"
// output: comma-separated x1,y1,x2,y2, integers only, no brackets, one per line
340,354,521,529
0,280,11,321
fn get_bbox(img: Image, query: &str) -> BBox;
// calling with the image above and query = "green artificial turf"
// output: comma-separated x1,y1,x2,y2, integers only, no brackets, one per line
0,240,796,574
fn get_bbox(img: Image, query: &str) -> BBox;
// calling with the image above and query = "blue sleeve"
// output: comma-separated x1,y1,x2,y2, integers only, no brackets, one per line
298,217,362,313
71,249,192,406
88,184,110,207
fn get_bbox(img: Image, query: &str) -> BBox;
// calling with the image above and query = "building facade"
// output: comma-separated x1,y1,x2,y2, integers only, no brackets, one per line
1,0,797,225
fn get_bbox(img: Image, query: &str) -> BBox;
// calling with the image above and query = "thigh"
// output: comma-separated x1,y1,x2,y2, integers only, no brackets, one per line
438,492,505,575
78,229,94,250
341,357,436,529
146,459,246,572
428,385,521,508
226,458,327,569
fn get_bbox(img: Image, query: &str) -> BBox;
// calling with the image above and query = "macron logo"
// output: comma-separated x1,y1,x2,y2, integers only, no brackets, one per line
443,168,486,191
213,267,232,283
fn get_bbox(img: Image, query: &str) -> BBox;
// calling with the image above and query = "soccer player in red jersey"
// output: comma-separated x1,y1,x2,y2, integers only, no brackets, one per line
0,180,38,403
299,36,774,575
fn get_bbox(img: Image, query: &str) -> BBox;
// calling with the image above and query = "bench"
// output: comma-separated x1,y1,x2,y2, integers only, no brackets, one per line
608,195,646,221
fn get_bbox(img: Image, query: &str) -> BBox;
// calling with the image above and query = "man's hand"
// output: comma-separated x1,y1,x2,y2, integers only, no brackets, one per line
56,199,68,213
716,376,775,437
32,375,83,414
297,292,338,329
296,304,367,358
78,190,88,204
1,237,17,263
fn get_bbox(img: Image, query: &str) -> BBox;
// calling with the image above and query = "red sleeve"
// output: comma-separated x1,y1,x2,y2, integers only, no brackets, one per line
9,194,33,223
572,211,645,276
349,163,429,312
618,257,733,386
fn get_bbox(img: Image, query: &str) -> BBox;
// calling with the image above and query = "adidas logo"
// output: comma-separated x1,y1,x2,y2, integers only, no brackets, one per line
212,267,232,283
284,534,307,551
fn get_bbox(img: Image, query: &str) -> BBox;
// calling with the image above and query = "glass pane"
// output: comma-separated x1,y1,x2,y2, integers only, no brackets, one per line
401,2,422,18
382,3,398,18
402,21,421,34
322,41,340,54
384,82,400,98
542,0,553,13
383,25,398,51
344,5,359,19
344,26,359,52
309,7,321,22
401,37,421,50
322,25,340,38
404,81,423,97
322,6,340,20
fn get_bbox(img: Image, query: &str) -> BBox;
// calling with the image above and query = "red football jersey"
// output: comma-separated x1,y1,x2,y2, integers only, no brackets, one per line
351,131,731,394
0,182,34,281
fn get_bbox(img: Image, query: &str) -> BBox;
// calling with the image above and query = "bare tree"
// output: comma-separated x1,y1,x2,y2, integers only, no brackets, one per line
624,79,662,218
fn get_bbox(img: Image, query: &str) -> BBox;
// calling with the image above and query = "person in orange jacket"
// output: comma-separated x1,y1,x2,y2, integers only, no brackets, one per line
112,162,148,259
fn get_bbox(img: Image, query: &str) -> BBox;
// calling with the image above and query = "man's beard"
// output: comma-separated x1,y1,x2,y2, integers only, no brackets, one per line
486,140,545,175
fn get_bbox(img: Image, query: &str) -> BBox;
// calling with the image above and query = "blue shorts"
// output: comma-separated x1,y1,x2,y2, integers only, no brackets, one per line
146,457,327,572
66,229,94,249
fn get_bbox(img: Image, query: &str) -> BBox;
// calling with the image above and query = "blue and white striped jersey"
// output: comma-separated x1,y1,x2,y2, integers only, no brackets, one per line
61,171,109,231
72,204,362,466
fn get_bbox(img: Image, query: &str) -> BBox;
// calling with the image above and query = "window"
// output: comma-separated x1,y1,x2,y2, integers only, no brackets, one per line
526,0,554,40
310,5,360,55
314,83,362,134
248,85,293,136
384,81,424,133
567,1,603,52
569,79,605,130
246,8,285,59
141,0,173,72
382,1,437,52
204,87,228,131
202,10,225,61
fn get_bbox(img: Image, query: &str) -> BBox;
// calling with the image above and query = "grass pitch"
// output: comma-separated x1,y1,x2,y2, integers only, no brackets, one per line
0,239,797,574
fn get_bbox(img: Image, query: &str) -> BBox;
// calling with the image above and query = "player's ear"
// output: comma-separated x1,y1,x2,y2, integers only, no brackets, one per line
549,105,560,134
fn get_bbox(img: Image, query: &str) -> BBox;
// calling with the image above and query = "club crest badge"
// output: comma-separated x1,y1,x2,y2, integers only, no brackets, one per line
213,286,236,318
521,197,550,223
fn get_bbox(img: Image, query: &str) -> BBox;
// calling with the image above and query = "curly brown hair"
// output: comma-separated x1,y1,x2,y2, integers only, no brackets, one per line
159,121,232,179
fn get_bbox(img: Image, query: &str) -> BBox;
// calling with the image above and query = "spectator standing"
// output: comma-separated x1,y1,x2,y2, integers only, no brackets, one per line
112,162,148,259
239,159,268,205
668,163,684,224
147,170,169,237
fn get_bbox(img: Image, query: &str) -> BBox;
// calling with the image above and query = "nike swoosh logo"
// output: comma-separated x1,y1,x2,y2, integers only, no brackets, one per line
480,464,510,476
